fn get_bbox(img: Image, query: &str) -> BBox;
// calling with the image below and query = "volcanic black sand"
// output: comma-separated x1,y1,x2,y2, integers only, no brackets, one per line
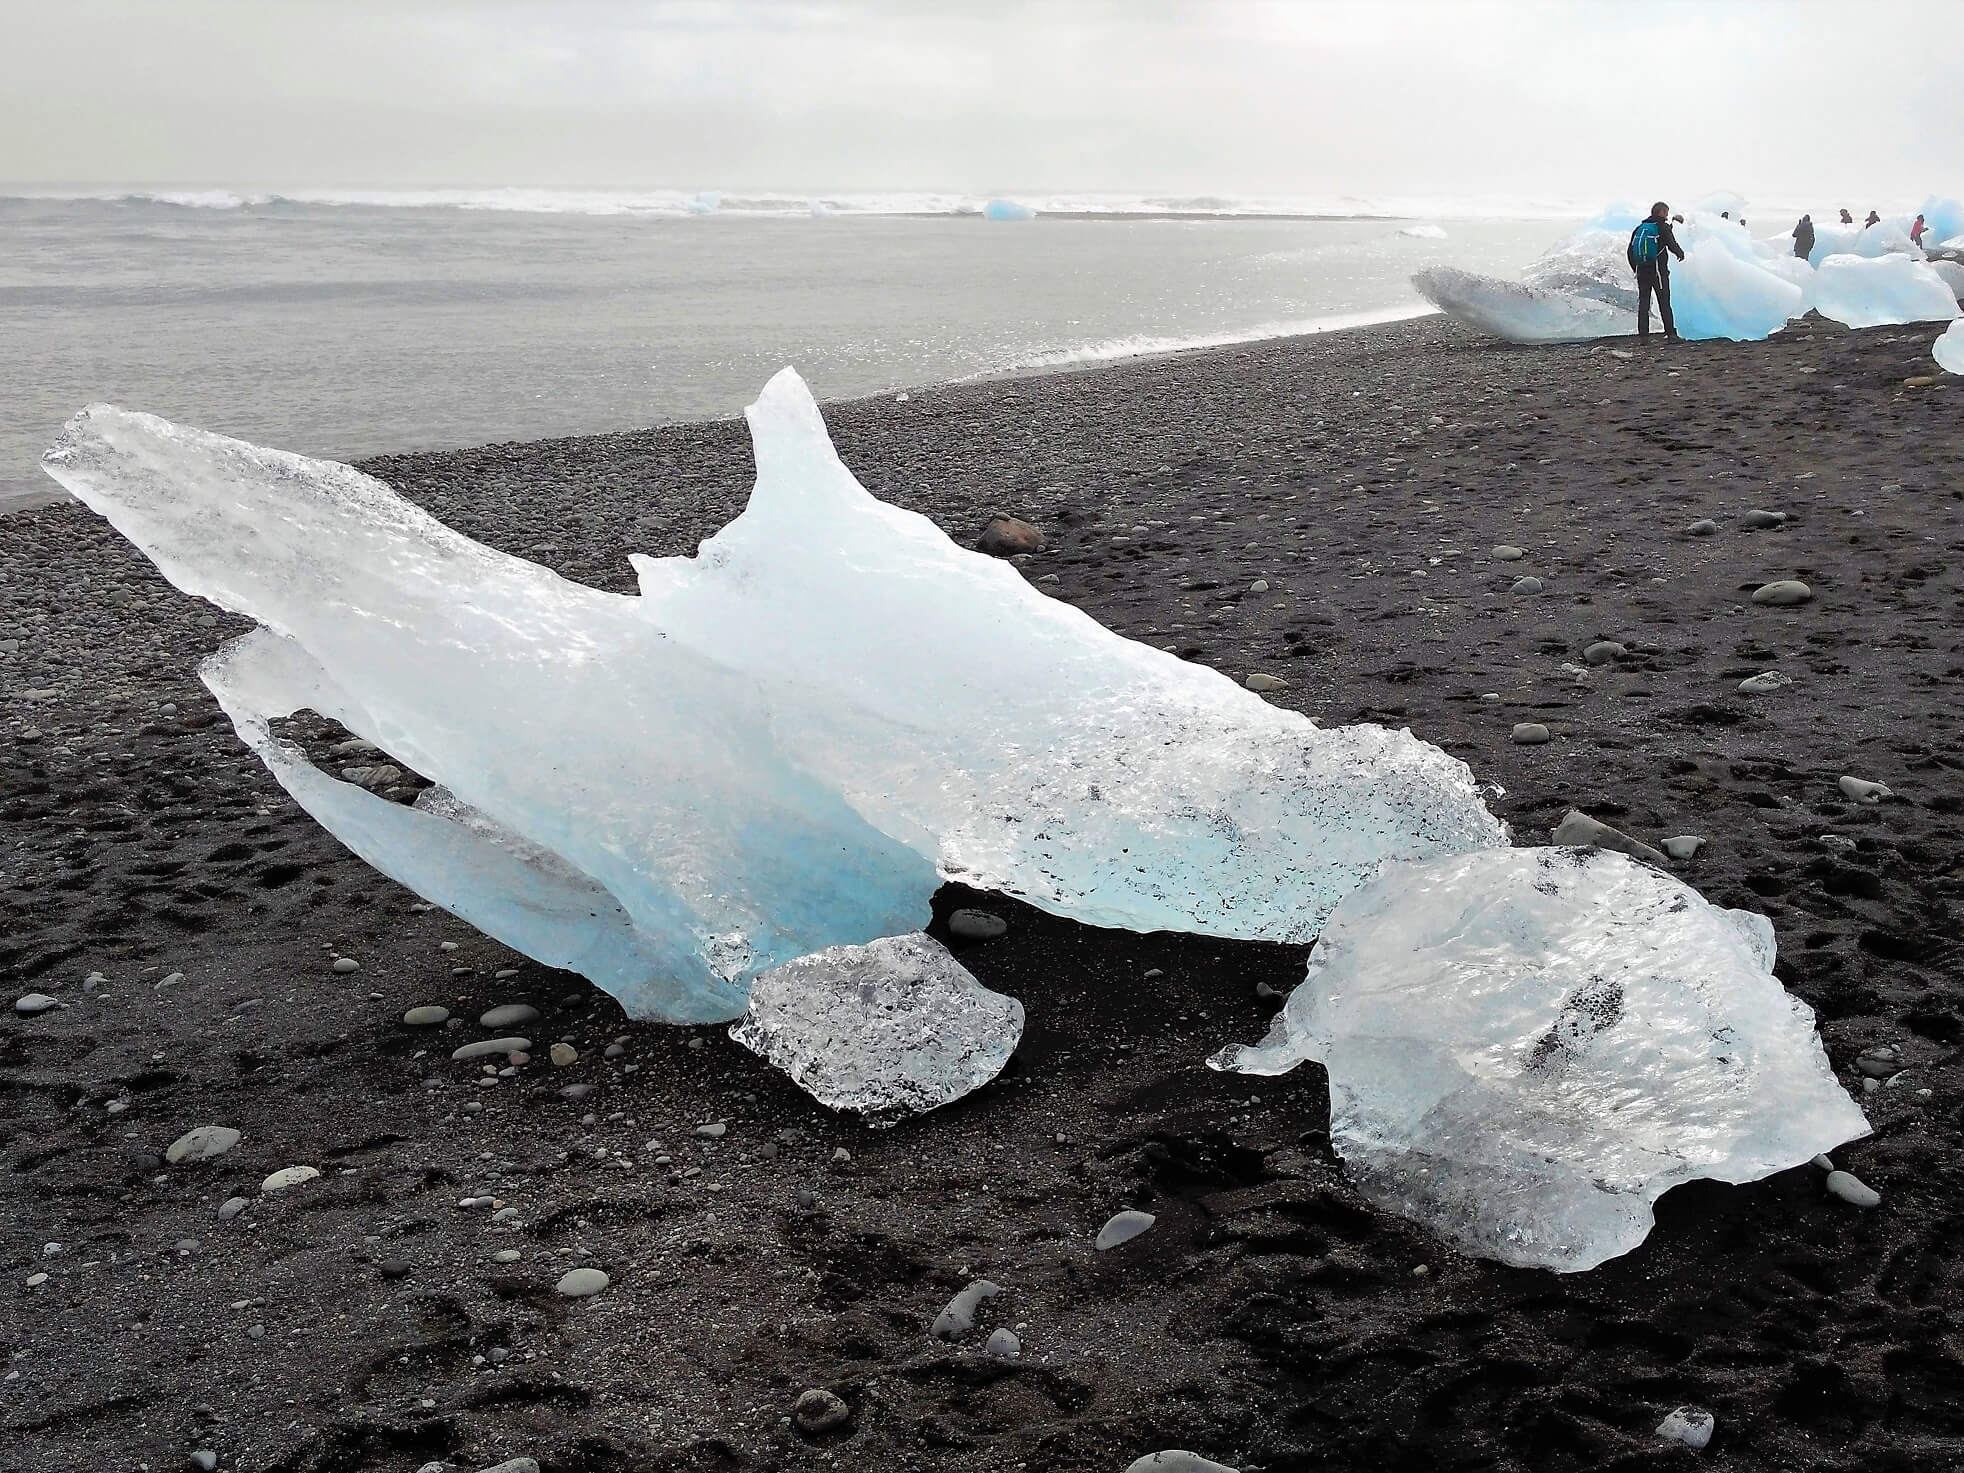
4,315,1963,1473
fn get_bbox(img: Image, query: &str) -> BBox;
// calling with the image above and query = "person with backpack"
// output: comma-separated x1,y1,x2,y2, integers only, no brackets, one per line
1793,214,1815,259
1627,202,1686,341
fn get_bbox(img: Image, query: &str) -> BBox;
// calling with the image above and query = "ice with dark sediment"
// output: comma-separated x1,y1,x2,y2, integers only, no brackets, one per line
728,934,1022,1120
41,373,1505,1022
1212,846,1870,1272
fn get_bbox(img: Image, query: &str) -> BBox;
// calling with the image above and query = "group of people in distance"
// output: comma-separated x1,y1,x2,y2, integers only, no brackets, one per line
1790,207,1931,263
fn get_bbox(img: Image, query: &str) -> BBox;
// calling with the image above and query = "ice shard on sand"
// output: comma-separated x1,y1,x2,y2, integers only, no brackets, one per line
1212,846,1871,1272
42,371,1505,1021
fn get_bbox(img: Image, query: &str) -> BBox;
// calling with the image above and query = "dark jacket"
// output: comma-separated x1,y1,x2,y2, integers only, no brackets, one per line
1627,218,1686,273
1793,217,1815,258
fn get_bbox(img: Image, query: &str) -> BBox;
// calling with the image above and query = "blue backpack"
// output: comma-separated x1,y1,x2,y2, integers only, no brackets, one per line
1629,220,1663,266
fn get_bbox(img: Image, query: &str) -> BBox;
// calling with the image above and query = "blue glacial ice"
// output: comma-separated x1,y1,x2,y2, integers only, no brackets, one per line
41,374,1505,1021
1211,846,1870,1271
1809,253,1961,329
983,198,1036,221
1412,265,1634,343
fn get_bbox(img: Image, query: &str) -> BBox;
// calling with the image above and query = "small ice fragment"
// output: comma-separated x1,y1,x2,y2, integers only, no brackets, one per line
729,935,1021,1119
261,1166,320,1194
1838,775,1891,803
1656,1406,1715,1450
931,1279,1002,1340
1936,319,1964,374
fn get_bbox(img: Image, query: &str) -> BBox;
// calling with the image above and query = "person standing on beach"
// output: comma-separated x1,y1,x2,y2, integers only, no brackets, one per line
1792,214,1815,259
1627,202,1685,342
1911,213,1927,247
1865,210,1881,228
1839,208,1855,224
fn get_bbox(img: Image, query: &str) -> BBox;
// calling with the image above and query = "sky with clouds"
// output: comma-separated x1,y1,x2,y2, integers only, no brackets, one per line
6,1,1961,203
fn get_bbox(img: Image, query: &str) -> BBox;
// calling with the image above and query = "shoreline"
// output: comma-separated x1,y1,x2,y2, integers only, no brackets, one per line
6,313,1962,1472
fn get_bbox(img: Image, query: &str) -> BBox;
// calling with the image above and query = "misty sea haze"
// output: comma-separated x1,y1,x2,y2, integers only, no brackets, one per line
1,192,1569,510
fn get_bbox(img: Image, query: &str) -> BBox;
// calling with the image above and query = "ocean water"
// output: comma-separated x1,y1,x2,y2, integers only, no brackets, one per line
1,192,1570,511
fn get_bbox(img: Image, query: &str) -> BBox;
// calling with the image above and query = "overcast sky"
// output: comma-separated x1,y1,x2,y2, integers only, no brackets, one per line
5,0,1961,203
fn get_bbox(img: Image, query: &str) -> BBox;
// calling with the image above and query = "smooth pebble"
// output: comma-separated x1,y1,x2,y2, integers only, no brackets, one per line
1825,1170,1880,1208
1096,1209,1157,1250
261,1166,319,1194
555,1267,610,1298
1511,722,1550,745
166,1126,241,1165
479,1003,540,1030
1655,1406,1715,1450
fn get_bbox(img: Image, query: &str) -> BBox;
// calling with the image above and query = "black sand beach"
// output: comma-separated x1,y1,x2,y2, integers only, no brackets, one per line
4,314,1963,1473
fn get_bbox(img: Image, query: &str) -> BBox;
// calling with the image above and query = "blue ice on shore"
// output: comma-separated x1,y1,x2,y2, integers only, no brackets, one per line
983,198,1036,221
1417,197,1961,344
41,373,1503,1021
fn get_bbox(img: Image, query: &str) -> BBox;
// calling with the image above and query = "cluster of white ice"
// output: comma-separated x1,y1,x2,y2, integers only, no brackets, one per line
1416,194,1963,344
1937,319,1964,374
1212,847,1871,1271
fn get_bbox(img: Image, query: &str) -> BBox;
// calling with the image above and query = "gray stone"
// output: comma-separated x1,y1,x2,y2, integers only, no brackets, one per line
1511,723,1550,745
792,1387,851,1435
260,1165,319,1194
931,1279,1003,1340
1125,1455,1240,1473
1096,1209,1157,1250
402,1005,450,1027
216,1196,250,1222
555,1267,609,1298
1655,1406,1714,1450
1243,673,1291,692
984,1327,1022,1358
549,1042,578,1067
1737,671,1792,694
331,956,360,974
1741,509,1787,529
166,1126,241,1164
451,1036,531,1061
1491,545,1525,561
947,909,1008,942
1838,775,1891,803
1550,810,1667,867
14,993,59,1016
1661,836,1704,861
1751,579,1813,605
1509,576,1543,595
696,1121,727,1138
1582,640,1626,665
1825,1170,1880,1208
1685,519,1718,536
479,1003,540,1030
477,1461,542,1473
189,1452,219,1472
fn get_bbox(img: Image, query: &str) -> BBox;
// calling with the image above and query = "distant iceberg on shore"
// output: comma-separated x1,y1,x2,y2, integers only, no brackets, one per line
983,198,1036,221
1418,196,1963,344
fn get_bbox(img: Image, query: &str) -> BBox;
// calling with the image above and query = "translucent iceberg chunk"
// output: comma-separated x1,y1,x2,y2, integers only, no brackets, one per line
729,933,1022,1119
983,198,1035,221
1211,847,1869,1272
1810,254,1961,329
42,374,1506,1018
1936,319,1964,375
1670,225,1805,341
634,369,1508,943
1413,266,1633,343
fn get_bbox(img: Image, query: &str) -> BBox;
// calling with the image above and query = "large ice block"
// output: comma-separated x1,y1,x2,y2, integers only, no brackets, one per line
42,374,1507,1017
1211,847,1869,1272
1809,254,1962,329
1413,266,1633,343
1936,319,1964,374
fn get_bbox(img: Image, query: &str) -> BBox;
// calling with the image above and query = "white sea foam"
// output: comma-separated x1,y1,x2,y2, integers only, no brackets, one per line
971,303,1439,377
0,185,1598,222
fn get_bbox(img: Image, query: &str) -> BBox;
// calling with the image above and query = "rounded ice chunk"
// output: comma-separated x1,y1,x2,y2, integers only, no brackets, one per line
1810,254,1961,329
1935,319,1964,375
729,935,1022,1120
930,1279,1002,1340
1095,1210,1157,1250
1211,847,1870,1272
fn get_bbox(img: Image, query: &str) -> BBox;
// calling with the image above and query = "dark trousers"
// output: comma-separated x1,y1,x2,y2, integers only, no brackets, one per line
1636,262,1676,338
